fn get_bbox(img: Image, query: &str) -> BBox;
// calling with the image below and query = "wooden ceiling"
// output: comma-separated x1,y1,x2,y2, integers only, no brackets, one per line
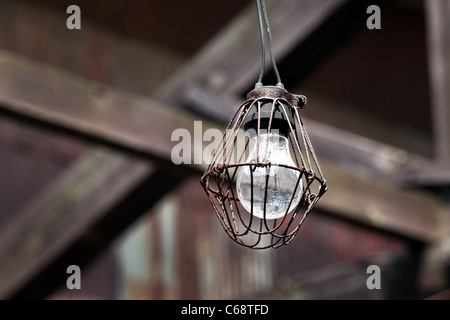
1,0,448,299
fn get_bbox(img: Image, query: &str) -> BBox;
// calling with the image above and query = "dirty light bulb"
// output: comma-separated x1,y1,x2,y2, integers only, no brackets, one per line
236,132,302,219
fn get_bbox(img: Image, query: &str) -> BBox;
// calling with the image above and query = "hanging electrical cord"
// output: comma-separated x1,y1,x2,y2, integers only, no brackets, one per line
256,0,266,86
255,0,283,88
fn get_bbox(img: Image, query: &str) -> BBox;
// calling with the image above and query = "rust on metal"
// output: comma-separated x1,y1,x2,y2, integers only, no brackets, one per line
246,86,307,108
201,86,327,249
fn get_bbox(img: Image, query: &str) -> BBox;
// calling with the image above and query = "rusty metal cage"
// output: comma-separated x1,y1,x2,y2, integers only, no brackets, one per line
201,86,327,249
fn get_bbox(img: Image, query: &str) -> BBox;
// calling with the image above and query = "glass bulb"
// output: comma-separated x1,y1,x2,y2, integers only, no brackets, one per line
236,132,302,219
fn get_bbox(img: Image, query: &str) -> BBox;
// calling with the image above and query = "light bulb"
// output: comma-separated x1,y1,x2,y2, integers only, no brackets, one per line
236,132,302,219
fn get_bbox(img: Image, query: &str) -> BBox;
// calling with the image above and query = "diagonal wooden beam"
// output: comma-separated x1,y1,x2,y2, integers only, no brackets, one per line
183,85,431,179
0,149,181,299
156,0,349,102
0,50,206,176
423,2,450,283
0,149,146,299
317,158,439,243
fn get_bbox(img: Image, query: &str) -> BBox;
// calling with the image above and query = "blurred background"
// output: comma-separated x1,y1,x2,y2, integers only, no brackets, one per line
0,0,449,300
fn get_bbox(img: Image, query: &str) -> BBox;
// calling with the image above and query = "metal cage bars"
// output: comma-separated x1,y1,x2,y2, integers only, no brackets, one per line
201,87,327,249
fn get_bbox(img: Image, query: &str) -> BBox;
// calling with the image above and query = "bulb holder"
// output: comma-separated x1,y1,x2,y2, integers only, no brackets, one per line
200,86,327,249
243,87,299,137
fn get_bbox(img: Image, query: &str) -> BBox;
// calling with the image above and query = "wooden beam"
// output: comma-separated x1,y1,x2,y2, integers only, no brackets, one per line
0,150,143,298
156,0,349,102
426,0,450,163
0,148,182,299
0,0,184,98
317,159,439,243
0,50,206,176
184,84,431,179
407,1,450,189
403,166,450,189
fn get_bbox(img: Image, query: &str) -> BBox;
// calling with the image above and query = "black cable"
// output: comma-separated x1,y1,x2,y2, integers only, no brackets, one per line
256,0,266,86
255,0,283,87
261,0,282,85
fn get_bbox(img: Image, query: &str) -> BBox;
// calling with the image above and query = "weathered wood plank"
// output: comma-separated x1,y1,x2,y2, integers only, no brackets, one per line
317,159,440,243
184,84,431,179
0,0,184,98
403,1,450,189
0,50,207,175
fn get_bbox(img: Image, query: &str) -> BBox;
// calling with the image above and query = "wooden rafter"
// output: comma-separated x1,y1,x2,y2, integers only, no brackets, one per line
0,51,207,176
406,0,450,189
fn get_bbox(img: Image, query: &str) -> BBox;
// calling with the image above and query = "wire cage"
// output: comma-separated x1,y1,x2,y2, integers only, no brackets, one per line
201,86,327,249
